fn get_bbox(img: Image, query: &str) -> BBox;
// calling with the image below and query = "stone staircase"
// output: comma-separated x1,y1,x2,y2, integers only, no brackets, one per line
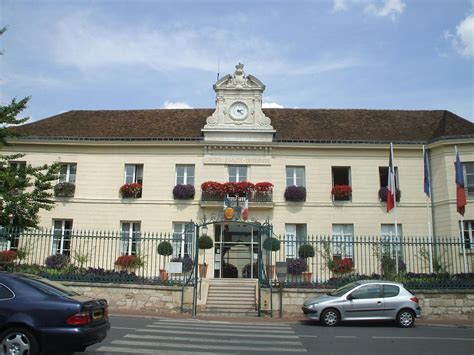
204,278,258,316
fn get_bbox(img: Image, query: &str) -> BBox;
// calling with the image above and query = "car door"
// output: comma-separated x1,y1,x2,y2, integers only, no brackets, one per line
382,284,402,319
342,284,384,320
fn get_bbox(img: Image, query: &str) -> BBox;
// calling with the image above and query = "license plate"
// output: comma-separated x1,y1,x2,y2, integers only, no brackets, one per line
92,310,104,320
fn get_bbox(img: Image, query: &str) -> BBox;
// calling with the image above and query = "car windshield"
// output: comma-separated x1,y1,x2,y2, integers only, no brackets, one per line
329,282,358,297
21,274,80,297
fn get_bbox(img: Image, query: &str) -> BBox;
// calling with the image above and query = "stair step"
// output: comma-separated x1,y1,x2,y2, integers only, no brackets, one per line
207,300,255,305
207,296,255,300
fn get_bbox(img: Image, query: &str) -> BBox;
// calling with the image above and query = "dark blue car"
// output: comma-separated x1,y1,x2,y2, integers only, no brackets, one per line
0,272,110,354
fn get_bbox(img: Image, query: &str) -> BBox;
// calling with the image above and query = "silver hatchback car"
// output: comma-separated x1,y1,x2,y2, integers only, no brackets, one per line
302,280,421,327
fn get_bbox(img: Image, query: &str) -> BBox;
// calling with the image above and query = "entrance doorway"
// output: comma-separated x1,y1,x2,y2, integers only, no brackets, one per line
214,223,260,279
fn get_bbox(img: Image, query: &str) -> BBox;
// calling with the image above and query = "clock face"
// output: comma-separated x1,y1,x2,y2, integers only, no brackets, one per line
229,102,248,120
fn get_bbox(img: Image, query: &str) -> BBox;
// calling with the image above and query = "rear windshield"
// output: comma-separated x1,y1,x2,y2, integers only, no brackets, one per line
21,275,80,297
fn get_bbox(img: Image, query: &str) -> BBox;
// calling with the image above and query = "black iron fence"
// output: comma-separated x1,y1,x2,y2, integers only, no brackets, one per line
0,229,473,288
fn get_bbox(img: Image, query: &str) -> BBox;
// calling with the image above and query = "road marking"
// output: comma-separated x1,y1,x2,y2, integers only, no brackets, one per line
111,326,137,330
138,328,299,339
111,339,308,352
158,318,290,327
373,336,474,342
96,346,235,354
125,333,303,346
298,335,319,338
154,320,292,331
335,335,358,339
147,323,295,334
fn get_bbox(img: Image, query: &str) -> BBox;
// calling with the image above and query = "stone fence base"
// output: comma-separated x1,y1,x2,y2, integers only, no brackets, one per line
65,282,474,321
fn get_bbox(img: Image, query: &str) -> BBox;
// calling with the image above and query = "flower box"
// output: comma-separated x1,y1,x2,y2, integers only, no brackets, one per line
331,185,352,201
54,182,75,197
254,182,274,193
378,186,401,202
173,184,195,199
284,186,306,202
120,183,142,198
287,258,308,275
114,254,144,269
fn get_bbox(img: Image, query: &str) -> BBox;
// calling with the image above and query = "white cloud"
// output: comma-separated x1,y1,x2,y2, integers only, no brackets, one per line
262,102,284,108
47,11,360,77
332,0,406,18
161,101,193,109
444,0,474,59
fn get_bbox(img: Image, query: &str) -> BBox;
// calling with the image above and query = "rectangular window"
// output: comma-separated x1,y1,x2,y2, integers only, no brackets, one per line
332,224,354,259
52,220,73,256
379,167,399,188
285,224,307,259
381,224,403,259
461,221,473,249
332,167,351,201
463,163,474,196
124,164,144,184
176,165,195,185
228,166,247,182
286,166,305,187
120,222,141,255
172,222,194,258
59,163,77,184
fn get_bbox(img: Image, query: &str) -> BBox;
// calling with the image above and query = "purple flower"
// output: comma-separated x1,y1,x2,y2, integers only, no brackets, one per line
173,184,195,199
284,186,306,202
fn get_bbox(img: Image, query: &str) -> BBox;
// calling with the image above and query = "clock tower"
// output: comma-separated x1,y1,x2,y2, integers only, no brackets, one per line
202,63,275,142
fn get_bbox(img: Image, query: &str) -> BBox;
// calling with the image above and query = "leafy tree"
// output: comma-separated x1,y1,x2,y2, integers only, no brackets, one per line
0,27,59,229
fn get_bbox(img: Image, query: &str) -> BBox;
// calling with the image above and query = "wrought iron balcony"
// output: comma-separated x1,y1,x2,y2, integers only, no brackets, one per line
200,191,273,207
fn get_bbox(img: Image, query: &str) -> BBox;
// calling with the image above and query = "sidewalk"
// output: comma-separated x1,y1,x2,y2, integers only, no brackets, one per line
109,309,474,328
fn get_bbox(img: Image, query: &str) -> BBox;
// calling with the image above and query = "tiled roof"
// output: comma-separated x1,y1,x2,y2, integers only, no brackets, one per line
12,108,474,143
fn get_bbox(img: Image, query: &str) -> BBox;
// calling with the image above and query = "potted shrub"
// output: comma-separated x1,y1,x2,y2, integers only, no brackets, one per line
199,234,213,278
331,185,352,201
120,183,142,198
173,184,195,200
378,186,401,202
54,182,76,197
284,186,306,202
298,244,315,282
262,236,281,280
157,241,173,281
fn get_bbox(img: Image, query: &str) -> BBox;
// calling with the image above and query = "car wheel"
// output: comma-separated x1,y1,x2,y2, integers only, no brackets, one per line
321,308,340,327
397,309,415,328
0,327,39,355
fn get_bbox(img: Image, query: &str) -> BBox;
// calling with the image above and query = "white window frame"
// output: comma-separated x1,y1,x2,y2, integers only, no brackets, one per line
332,224,354,259
285,224,307,259
286,166,305,187
463,163,474,196
228,165,247,182
381,224,403,259
52,219,73,256
176,165,195,185
120,221,141,256
461,221,473,249
172,222,193,258
124,164,144,184
59,163,77,184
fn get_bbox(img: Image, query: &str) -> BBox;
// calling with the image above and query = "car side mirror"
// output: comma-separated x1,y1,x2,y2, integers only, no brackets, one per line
346,294,354,301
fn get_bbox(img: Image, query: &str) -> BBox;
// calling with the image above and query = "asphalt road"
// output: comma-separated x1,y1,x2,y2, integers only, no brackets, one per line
80,315,474,355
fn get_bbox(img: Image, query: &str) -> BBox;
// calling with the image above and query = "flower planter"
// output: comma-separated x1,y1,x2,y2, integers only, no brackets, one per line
331,185,352,201
120,183,142,198
266,264,276,280
284,186,306,202
54,182,75,198
199,263,208,278
173,184,195,200
159,269,169,281
302,271,312,282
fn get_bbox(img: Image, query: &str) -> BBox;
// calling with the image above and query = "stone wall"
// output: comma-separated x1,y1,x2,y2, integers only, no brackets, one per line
65,282,474,321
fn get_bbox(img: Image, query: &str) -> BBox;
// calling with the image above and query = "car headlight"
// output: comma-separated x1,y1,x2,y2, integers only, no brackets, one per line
307,303,318,309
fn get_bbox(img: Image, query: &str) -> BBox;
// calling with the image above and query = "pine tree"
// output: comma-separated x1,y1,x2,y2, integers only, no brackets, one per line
0,27,59,230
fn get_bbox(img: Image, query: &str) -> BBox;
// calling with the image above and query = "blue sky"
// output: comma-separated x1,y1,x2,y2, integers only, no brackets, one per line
1,0,473,122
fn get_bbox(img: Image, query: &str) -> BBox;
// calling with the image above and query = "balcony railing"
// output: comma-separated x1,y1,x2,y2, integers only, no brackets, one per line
201,191,273,203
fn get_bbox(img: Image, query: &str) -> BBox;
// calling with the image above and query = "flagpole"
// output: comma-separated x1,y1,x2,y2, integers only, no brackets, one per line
391,143,400,274
455,145,468,273
424,145,434,273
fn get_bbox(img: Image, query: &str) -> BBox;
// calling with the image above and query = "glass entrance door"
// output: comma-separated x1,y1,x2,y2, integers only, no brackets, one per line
214,223,260,278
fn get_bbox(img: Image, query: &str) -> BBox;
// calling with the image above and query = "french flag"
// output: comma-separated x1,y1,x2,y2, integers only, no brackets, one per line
455,151,466,216
242,198,249,221
387,143,396,213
